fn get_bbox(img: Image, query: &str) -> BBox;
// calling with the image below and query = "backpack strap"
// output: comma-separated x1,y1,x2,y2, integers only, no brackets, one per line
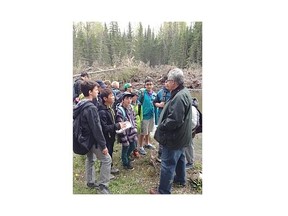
117,106,127,121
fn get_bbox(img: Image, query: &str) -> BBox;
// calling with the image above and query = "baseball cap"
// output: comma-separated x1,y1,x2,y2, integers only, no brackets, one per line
121,91,136,100
124,83,132,89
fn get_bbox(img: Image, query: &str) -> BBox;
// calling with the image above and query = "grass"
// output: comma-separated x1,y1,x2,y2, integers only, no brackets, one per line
73,133,202,194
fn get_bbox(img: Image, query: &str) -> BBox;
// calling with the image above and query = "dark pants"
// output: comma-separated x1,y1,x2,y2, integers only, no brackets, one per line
158,146,186,194
106,139,115,158
121,141,136,166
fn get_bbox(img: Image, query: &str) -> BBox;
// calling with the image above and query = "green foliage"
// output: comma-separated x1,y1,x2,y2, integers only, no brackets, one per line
73,21,202,68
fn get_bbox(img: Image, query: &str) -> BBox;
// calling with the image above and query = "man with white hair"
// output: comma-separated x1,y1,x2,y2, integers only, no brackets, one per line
111,81,120,96
150,68,193,194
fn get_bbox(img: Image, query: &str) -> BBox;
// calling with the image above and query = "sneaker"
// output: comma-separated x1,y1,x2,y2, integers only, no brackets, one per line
144,143,156,149
185,163,193,170
109,174,116,180
138,148,147,155
87,182,99,188
99,184,110,194
111,167,120,175
123,164,134,170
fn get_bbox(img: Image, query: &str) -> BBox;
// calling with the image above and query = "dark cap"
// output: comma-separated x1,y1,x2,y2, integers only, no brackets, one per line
95,80,107,89
121,91,136,100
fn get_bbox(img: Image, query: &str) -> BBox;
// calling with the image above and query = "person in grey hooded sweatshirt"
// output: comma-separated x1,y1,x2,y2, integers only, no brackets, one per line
73,80,111,194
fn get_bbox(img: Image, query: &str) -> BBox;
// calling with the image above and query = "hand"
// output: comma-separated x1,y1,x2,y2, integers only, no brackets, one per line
159,102,165,108
119,122,127,129
102,147,108,155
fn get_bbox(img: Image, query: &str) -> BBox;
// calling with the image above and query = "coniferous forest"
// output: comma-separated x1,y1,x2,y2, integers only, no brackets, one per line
73,21,202,70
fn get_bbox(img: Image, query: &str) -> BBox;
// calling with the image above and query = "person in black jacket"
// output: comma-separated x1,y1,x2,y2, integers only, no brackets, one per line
150,68,193,194
73,80,112,194
98,88,126,175
73,71,89,104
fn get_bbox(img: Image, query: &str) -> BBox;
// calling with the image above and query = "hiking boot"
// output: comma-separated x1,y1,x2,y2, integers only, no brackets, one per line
149,188,160,194
111,167,120,175
144,143,156,149
99,184,110,194
87,182,99,188
185,163,193,170
138,148,147,155
123,164,134,170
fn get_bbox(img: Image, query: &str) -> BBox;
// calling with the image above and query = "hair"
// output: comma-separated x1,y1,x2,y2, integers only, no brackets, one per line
167,68,184,85
80,71,89,77
81,81,99,97
111,81,119,88
104,80,111,87
145,76,153,84
100,88,113,101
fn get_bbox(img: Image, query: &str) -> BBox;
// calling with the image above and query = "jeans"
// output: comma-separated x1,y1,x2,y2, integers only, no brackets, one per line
158,146,186,194
158,144,163,158
121,141,136,166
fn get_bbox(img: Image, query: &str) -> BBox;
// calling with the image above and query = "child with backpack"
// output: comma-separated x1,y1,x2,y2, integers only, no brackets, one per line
73,80,112,194
115,92,138,170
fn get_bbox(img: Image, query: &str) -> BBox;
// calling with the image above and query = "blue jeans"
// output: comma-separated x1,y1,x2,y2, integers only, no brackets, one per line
121,141,136,166
158,146,186,194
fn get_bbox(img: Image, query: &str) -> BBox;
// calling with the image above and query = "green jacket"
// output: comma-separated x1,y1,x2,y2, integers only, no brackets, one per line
154,86,192,150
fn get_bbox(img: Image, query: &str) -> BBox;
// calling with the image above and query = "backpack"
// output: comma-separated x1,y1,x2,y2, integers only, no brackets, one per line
112,92,124,112
136,88,144,116
117,106,127,121
192,98,202,136
73,102,94,155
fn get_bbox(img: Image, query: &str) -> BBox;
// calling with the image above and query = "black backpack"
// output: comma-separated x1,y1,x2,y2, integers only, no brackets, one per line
112,92,123,112
73,102,94,155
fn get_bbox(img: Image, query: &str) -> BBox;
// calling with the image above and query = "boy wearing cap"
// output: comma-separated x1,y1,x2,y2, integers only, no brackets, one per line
115,92,138,170
124,83,133,92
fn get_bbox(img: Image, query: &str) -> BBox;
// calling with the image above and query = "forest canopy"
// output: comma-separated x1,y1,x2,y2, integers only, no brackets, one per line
73,21,202,69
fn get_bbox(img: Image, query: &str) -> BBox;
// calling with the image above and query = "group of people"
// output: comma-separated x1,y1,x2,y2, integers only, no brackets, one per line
73,68,201,194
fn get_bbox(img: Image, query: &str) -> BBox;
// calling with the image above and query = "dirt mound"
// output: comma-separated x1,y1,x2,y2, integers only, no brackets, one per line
129,63,202,91
79,63,202,92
